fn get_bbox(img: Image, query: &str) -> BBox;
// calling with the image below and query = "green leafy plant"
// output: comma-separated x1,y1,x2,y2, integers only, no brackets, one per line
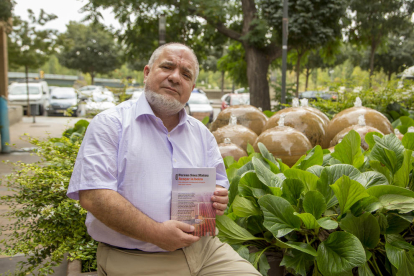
0,120,97,276
218,130,414,275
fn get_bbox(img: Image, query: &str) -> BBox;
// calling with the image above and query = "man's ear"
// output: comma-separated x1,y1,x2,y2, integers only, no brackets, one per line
143,65,150,83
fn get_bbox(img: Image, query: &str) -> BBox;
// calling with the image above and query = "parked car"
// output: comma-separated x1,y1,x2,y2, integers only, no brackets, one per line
47,87,78,116
191,88,206,95
299,91,337,101
126,87,144,95
221,93,250,110
81,91,116,116
130,91,143,100
8,81,49,115
78,85,110,98
186,93,214,122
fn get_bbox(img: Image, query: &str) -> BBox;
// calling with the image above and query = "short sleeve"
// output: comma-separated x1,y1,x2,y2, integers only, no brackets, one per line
206,130,229,189
67,113,121,200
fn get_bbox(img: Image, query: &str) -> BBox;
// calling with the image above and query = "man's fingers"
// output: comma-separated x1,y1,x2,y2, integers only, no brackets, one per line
213,202,227,211
214,188,228,196
174,221,196,233
211,195,229,204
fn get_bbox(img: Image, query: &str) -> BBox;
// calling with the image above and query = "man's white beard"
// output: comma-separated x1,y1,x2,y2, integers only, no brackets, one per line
144,87,185,116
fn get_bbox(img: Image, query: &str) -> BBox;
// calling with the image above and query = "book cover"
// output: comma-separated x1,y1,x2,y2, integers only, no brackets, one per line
171,167,216,237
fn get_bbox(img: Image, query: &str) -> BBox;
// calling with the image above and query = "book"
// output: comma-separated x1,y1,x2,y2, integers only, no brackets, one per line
171,167,216,237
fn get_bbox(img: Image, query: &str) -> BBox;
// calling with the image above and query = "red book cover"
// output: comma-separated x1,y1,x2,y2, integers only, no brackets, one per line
171,168,216,237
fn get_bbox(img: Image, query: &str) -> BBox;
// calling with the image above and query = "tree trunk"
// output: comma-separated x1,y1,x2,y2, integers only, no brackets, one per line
244,45,271,110
369,41,378,88
91,72,95,85
25,65,30,116
295,53,303,98
305,67,311,91
221,70,225,96
388,71,392,81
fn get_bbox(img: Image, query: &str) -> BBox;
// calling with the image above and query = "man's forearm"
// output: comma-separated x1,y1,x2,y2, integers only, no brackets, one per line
79,189,161,244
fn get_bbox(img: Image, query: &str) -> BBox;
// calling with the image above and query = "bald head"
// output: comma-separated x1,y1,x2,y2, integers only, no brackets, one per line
148,43,199,83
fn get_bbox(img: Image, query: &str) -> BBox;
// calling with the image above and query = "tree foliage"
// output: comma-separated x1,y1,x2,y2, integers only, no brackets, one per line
8,9,58,71
345,0,414,84
0,0,14,22
58,22,122,84
81,0,346,109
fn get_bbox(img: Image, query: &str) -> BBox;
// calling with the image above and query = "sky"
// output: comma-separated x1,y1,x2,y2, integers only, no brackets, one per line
14,0,121,33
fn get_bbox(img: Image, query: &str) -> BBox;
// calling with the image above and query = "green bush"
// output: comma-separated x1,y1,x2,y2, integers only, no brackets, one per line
0,120,97,276
218,131,414,275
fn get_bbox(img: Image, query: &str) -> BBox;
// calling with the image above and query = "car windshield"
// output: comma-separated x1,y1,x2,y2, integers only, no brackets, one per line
51,89,76,99
9,86,41,95
188,95,209,104
80,86,101,91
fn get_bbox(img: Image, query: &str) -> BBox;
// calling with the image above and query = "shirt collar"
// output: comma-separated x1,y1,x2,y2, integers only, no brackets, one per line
135,92,193,126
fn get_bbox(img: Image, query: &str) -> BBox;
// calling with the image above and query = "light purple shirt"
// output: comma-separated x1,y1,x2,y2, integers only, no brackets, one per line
67,94,229,252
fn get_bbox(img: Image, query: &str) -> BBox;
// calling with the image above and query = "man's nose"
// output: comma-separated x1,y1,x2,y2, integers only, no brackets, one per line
168,68,181,84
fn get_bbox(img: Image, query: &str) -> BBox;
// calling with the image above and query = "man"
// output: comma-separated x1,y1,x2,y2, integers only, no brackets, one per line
67,43,260,276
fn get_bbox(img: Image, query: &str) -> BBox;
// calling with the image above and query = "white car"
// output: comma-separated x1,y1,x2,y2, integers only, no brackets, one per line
80,91,116,116
8,81,49,115
78,85,110,98
186,93,214,122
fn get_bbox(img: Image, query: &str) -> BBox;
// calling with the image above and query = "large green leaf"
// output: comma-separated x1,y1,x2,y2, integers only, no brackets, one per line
223,156,235,169
294,212,338,230
394,150,413,188
282,179,305,206
228,175,240,206
284,168,319,192
292,145,324,171
303,190,327,219
340,213,380,249
357,171,389,188
367,185,414,199
377,194,414,213
386,242,406,269
370,134,405,174
258,142,277,164
364,132,383,150
369,160,393,184
252,157,282,187
246,143,255,156
236,161,255,177
280,249,315,276
331,130,365,168
396,252,414,276
275,239,318,256
330,175,370,215
316,232,366,276
402,133,414,150
232,195,261,217
258,195,301,238
306,165,324,177
386,213,411,234
317,164,361,203
216,215,263,244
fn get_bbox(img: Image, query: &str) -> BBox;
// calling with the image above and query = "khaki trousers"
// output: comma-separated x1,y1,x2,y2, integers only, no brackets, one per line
96,237,261,276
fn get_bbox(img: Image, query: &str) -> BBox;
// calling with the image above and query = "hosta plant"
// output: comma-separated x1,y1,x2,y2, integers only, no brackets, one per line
217,130,414,276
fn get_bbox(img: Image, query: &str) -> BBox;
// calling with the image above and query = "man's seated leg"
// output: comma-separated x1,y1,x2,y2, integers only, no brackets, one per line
96,242,192,276
183,237,262,276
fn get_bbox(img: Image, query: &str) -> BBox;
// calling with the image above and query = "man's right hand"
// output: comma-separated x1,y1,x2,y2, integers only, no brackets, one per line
153,220,200,251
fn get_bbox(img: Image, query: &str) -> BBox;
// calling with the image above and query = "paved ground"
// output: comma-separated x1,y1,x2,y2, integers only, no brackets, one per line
0,115,85,276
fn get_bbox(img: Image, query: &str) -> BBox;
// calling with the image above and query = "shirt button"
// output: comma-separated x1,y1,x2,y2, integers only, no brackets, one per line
173,159,177,162
168,134,170,137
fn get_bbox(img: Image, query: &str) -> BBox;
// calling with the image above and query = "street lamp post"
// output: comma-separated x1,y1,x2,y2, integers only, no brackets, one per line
159,14,166,46
281,0,288,105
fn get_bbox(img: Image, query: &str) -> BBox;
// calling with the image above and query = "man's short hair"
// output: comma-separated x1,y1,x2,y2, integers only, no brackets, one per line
148,42,199,83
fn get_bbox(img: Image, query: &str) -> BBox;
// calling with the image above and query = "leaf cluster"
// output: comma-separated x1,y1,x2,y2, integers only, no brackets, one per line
218,130,414,275
0,120,97,276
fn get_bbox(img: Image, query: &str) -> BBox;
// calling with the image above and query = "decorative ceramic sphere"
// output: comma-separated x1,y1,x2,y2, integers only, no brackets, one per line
330,115,384,150
300,98,330,126
263,105,326,147
254,116,312,166
211,105,268,136
218,138,248,161
325,97,393,146
212,116,258,152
